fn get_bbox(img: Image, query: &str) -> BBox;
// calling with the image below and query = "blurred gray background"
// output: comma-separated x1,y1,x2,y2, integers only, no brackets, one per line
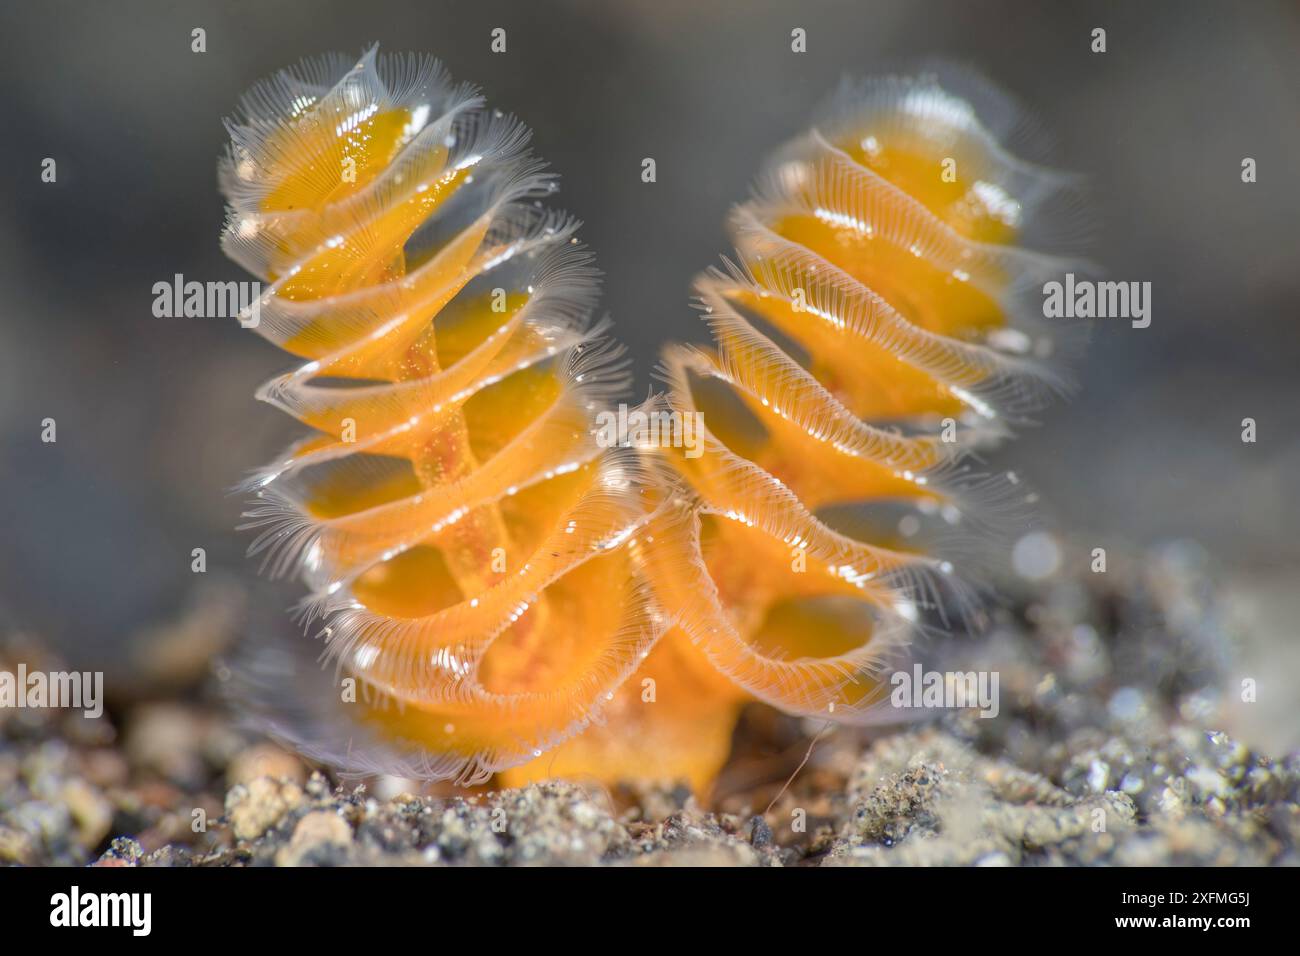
1,0,1297,679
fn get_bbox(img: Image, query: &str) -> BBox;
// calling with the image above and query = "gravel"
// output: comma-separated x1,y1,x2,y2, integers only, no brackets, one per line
2,541,1296,866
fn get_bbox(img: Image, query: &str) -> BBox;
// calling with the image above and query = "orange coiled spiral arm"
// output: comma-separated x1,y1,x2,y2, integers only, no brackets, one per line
222,48,661,785
622,68,1088,779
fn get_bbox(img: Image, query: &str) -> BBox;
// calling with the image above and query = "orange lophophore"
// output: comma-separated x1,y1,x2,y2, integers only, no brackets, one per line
223,49,1085,792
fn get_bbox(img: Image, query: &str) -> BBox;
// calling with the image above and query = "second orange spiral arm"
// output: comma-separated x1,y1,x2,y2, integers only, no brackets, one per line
223,48,661,785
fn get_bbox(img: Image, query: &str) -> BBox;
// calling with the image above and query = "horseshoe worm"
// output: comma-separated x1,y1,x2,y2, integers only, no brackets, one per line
222,51,1084,791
